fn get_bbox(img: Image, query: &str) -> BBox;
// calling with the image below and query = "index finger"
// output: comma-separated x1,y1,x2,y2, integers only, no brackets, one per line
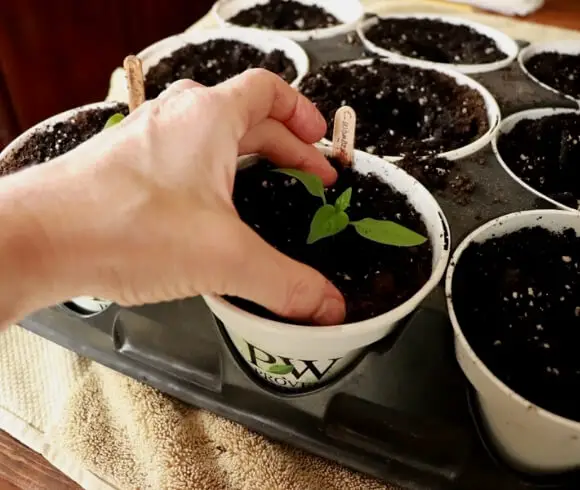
210,68,327,144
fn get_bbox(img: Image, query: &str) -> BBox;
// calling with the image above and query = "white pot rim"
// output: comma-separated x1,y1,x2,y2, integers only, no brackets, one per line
0,101,123,165
136,26,310,90
65,297,113,316
492,107,580,213
204,144,450,339
445,209,580,432
313,57,501,161
356,12,519,75
211,0,365,42
518,40,580,106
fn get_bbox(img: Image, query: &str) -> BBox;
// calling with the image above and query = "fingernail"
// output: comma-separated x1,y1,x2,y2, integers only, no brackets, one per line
313,296,346,326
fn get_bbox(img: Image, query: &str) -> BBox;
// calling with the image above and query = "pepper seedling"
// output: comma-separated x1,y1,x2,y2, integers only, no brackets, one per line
272,168,427,247
103,113,125,129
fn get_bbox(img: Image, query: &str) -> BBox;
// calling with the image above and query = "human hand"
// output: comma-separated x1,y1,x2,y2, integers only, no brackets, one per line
26,69,346,325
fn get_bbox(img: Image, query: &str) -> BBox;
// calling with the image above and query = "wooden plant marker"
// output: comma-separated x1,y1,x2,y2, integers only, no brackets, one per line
331,105,356,167
123,55,145,112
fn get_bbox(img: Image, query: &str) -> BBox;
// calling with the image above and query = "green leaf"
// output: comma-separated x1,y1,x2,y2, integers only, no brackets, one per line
268,364,294,375
334,187,352,212
307,204,349,244
273,169,326,203
351,218,428,247
103,113,125,129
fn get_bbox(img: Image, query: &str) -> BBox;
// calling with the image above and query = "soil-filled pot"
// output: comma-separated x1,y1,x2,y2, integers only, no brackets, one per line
446,209,580,473
299,58,500,161
357,13,518,74
0,101,128,314
519,40,580,104
203,145,450,391
493,107,580,212
138,27,309,99
212,0,364,41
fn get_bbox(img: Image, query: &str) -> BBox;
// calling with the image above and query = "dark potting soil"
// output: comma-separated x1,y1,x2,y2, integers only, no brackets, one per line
525,52,580,100
0,103,129,177
228,0,340,31
496,112,580,209
364,17,506,65
299,59,489,157
452,226,580,421
228,157,433,324
396,154,476,205
144,40,297,99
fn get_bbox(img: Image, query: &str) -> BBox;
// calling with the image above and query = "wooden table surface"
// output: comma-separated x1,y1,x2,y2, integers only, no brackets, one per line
0,431,80,489
0,1,578,489
525,0,580,31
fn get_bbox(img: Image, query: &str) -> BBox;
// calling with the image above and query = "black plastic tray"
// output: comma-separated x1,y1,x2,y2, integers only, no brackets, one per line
19,34,580,490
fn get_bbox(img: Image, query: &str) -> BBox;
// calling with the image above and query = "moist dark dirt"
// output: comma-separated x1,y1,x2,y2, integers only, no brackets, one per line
496,112,580,209
396,155,476,205
228,157,433,324
229,0,340,31
365,17,506,65
452,226,580,422
145,40,297,99
0,103,129,177
299,59,489,157
525,52,580,100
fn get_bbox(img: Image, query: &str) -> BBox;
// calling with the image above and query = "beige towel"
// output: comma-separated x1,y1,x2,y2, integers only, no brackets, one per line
2,2,580,489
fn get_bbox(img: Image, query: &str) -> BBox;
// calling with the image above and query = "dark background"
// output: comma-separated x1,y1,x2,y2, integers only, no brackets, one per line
0,0,215,149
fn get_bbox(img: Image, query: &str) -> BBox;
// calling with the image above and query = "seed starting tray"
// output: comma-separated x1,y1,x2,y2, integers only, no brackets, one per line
20,34,580,490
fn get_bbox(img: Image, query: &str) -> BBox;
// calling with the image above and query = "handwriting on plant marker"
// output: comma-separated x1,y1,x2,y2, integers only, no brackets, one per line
332,105,356,167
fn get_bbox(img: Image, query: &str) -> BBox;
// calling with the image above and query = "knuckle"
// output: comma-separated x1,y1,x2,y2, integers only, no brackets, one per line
245,67,272,79
159,79,197,98
171,79,199,90
144,86,222,130
239,68,278,93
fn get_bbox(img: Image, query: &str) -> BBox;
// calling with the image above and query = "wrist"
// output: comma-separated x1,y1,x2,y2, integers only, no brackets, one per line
0,133,133,324
0,164,71,325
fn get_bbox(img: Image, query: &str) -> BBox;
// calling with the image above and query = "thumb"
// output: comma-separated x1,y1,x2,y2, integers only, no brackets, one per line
225,222,346,326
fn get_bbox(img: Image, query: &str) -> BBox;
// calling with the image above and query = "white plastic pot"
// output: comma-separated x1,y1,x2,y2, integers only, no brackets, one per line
0,101,119,315
204,145,451,391
446,209,580,473
212,0,364,42
446,0,545,16
136,27,309,91
357,13,519,74
492,107,580,213
314,58,501,162
66,296,112,315
519,40,580,106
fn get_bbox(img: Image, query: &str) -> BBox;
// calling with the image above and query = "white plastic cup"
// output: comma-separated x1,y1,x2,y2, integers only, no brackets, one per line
518,40,580,106
135,26,309,95
357,13,519,75
0,102,119,315
203,145,451,391
446,209,580,473
66,296,113,315
313,58,501,162
492,107,580,213
212,0,364,41
446,0,545,17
